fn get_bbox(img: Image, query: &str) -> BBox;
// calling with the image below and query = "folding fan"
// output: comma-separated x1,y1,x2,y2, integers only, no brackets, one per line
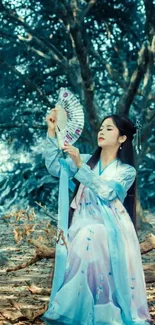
55,88,84,149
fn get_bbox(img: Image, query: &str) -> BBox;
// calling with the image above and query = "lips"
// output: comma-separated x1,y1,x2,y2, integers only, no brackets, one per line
98,137,105,141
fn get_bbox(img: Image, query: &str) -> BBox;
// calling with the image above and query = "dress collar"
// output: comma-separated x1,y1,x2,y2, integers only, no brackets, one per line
98,158,118,175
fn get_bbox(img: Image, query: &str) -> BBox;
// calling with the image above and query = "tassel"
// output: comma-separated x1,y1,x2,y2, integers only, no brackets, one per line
135,118,142,154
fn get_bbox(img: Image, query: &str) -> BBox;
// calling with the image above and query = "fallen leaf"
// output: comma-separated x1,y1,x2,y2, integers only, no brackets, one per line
0,310,23,321
9,299,21,311
22,305,47,321
13,228,23,244
27,284,42,294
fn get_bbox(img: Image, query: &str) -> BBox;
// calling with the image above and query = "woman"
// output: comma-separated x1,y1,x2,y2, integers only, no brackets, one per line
42,110,151,325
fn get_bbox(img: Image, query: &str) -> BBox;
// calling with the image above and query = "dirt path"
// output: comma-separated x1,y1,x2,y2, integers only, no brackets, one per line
0,213,154,325
137,212,155,324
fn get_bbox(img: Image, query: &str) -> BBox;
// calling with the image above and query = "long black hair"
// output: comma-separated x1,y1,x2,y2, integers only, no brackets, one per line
69,114,137,230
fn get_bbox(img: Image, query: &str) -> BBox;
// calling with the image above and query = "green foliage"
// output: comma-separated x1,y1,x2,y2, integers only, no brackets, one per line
0,0,154,215
0,138,59,216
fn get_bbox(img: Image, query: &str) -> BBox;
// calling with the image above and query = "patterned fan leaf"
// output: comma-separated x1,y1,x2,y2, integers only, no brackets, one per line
55,88,84,148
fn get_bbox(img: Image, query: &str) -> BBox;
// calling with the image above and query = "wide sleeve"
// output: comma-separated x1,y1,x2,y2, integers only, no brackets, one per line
74,162,136,203
43,135,91,178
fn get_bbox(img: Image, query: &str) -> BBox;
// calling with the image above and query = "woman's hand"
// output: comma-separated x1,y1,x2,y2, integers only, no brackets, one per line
63,144,83,168
46,108,58,137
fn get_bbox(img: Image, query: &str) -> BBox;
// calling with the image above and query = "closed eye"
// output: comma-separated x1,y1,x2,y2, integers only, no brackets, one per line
100,128,113,131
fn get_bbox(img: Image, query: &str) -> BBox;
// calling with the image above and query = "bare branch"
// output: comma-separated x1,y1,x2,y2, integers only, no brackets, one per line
25,44,52,60
6,246,55,272
18,33,67,68
35,201,57,224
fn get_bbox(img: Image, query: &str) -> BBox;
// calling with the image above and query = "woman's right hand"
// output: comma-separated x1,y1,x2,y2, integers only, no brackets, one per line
46,108,57,132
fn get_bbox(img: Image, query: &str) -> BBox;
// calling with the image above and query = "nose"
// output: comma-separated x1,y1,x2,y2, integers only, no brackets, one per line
100,130,104,136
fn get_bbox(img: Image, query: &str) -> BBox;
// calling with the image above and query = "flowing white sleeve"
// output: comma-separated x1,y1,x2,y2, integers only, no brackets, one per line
43,135,91,178
74,162,136,202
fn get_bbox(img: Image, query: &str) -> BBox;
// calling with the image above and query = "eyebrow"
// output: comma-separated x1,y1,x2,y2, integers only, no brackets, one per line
100,124,114,128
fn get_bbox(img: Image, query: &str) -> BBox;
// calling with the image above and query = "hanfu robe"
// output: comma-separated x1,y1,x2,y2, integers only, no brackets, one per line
42,135,151,325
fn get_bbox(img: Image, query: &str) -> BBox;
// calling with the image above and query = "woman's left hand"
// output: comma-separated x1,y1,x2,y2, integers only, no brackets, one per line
63,144,83,168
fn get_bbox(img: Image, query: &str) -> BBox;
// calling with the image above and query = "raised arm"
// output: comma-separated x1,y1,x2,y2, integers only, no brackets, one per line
44,135,90,178
44,108,90,178
74,162,136,203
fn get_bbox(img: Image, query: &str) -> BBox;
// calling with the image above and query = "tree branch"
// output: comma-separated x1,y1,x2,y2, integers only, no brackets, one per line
0,124,46,129
142,112,155,140
116,43,149,115
143,0,155,42
6,240,55,273
87,39,127,89
0,2,87,101
0,123,90,143
0,59,52,107
70,23,99,139
0,29,17,40
6,249,55,273
135,112,155,164
109,26,129,83
140,233,155,254
80,0,97,22
0,3,68,69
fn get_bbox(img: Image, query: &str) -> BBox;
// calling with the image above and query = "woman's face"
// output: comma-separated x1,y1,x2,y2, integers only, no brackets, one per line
97,117,120,148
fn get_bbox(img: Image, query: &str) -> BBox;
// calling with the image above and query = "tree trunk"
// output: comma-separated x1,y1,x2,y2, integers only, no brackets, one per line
136,188,144,229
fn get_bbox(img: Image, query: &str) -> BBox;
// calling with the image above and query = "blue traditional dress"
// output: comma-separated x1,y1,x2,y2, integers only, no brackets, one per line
42,135,151,325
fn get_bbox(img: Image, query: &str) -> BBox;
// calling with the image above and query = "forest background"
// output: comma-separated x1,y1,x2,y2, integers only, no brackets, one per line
0,0,154,324
0,0,155,226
